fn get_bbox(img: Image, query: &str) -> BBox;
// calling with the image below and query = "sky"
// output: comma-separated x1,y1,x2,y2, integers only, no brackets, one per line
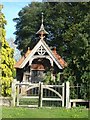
1,1,42,60
2,0,87,39
2,1,42,40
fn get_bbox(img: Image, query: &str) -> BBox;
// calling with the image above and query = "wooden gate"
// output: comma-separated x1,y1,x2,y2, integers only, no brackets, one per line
12,81,65,107
16,82,39,107
40,83,65,107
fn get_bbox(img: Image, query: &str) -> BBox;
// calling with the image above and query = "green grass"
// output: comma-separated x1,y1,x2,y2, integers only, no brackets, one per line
2,106,89,118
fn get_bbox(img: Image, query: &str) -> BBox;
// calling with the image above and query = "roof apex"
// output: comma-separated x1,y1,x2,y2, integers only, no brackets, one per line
36,12,49,37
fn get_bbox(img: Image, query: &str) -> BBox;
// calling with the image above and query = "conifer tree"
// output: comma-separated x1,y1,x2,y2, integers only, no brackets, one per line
0,5,15,96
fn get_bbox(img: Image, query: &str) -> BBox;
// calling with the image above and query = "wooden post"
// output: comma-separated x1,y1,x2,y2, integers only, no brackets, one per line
51,66,54,82
29,66,32,83
38,82,40,107
40,82,43,107
62,83,65,107
66,81,70,108
16,81,20,106
11,79,17,107
21,81,26,95
72,102,76,107
38,82,43,107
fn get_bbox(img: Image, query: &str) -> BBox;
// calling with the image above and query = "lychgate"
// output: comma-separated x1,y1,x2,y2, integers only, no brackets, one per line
14,13,67,107
14,13,67,84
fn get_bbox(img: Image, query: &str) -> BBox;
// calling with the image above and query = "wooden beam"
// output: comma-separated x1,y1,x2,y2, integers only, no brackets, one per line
70,99,89,102
42,98,62,101
43,85,64,88
18,105,38,107
20,96,39,99
66,81,70,108
11,79,17,107
62,83,65,107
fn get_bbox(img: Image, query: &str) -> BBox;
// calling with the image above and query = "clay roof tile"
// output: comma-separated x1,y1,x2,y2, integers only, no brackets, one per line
14,49,31,68
52,50,67,68
14,48,67,69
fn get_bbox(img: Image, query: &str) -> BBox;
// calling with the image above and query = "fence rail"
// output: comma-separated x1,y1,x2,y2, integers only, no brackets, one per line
11,79,89,108
11,79,65,108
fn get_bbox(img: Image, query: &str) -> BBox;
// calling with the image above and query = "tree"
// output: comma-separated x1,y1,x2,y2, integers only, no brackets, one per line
14,2,90,99
0,5,15,96
7,37,21,61
14,2,68,54
13,2,45,54
63,11,90,99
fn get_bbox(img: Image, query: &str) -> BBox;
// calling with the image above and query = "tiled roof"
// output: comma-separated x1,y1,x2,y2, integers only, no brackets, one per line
14,49,31,68
52,48,67,68
14,48,67,69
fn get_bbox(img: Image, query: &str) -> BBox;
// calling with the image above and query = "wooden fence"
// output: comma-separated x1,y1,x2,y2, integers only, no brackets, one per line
11,79,90,108
66,81,90,108
11,79,65,108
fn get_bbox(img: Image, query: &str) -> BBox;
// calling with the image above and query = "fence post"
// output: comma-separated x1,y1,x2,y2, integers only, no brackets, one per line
40,82,43,107
66,81,70,108
16,81,20,106
38,82,43,107
62,83,65,107
21,81,26,95
11,79,17,107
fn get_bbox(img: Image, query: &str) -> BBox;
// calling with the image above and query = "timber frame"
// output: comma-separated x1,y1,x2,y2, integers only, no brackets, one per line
14,13,67,83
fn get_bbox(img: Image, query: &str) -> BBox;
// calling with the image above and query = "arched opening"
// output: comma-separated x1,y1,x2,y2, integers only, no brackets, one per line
30,58,51,83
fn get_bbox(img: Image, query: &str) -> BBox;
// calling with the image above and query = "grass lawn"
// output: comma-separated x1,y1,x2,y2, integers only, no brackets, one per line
2,106,89,118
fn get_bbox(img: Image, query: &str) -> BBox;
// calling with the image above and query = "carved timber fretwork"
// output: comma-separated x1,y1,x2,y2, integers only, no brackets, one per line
37,45,46,55
19,39,63,69
29,55,53,66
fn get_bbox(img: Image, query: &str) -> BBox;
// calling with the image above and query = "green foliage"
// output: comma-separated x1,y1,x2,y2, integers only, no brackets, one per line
0,5,16,96
14,2,90,99
43,71,52,84
43,71,61,84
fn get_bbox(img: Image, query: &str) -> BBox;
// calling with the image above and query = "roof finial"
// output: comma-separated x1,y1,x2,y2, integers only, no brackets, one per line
42,12,44,25
36,12,49,39
28,47,30,50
